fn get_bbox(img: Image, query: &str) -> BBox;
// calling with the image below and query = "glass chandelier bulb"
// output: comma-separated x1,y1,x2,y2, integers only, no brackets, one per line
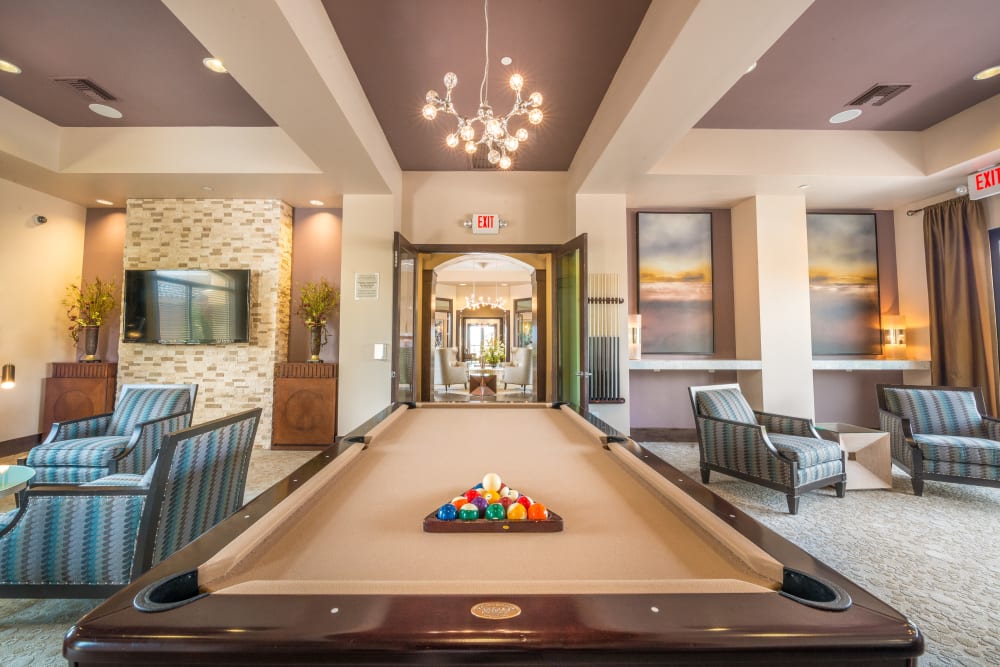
486,118,503,137
460,124,475,141
446,133,459,148
528,108,543,125
487,149,501,164
426,90,438,103
422,104,438,120
529,92,543,106
443,72,458,89
509,73,524,91
516,128,529,142
498,155,512,169
465,140,478,154
504,136,519,152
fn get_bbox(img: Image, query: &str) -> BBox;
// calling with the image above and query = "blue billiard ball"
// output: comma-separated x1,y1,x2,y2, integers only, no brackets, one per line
436,503,458,521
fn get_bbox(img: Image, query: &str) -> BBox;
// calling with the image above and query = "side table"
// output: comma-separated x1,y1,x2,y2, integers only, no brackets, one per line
815,423,892,490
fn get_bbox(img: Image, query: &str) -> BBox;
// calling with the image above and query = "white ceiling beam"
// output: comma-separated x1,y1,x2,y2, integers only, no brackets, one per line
163,0,400,195
570,0,813,194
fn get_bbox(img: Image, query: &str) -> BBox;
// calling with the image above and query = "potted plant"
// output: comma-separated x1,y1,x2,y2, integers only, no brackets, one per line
482,337,506,367
296,278,340,362
63,277,117,362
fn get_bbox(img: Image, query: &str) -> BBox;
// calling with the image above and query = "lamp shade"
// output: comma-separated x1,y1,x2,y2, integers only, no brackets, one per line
628,314,642,360
0,363,14,389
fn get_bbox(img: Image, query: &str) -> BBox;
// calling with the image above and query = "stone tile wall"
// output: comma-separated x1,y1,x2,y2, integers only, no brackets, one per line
120,199,293,446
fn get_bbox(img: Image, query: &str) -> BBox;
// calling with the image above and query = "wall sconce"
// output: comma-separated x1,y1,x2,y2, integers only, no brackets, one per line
628,314,642,360
1,363,14,390
882,315,906,359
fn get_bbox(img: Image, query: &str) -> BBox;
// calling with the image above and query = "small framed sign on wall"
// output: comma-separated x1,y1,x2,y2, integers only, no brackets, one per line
354,272,379,300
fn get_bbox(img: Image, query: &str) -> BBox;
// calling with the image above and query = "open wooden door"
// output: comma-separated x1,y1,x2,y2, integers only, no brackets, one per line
392,232,418,404
554,234,588,410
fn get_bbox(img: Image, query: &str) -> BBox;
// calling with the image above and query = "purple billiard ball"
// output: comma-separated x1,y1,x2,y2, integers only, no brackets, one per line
471,496,489,516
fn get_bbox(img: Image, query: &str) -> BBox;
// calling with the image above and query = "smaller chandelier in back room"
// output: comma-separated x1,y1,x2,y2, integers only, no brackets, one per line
421,0,543,170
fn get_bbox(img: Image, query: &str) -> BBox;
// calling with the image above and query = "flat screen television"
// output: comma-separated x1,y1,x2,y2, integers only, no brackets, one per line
122,269,251,344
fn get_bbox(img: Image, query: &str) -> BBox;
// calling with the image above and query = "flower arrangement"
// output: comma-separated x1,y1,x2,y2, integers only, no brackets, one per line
482,337,506,366
296,278,340,327
63,277,117,342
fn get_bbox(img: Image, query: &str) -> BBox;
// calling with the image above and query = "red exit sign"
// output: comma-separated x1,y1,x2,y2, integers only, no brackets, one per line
472,213,499,235
969,165,1000,201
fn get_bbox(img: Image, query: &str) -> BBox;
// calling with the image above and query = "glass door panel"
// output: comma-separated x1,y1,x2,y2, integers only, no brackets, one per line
555,234,588,410
392,232,417,403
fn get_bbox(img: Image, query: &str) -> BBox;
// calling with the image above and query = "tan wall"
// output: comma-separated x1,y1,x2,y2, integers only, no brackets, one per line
0,178,86,441
402,172,571,244
119,198,293,447
289,208,343,363
81,208,127,363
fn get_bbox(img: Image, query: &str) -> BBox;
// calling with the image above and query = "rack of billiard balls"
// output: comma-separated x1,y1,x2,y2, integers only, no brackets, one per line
423,472,563,533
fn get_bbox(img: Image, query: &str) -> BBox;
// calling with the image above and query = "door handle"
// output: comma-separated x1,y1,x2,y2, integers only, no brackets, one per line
576,371,593,377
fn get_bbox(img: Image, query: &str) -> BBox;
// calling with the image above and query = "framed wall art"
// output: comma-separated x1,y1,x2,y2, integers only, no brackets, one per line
636,212,714,354
806,213,881,355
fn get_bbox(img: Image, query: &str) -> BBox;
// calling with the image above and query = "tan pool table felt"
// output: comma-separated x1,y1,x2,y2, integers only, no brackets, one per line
200,404,783,595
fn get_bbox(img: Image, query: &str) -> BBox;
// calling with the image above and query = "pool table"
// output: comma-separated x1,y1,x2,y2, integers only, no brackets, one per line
65,403,922,665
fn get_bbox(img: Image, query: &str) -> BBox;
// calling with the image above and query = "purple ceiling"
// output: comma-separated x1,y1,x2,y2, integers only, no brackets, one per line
697,0,1000,131
0,0,273,127
322,0,651,171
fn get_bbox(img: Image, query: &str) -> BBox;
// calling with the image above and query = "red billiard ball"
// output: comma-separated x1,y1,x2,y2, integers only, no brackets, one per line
516,496,532,509
464,489,480,503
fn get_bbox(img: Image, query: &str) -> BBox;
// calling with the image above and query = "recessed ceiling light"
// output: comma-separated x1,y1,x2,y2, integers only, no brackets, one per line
797,184,810,190
500,56,512,66
95,199,114,206
308,199,325,206
973,65,1000,81
201,185,214,191
460,283,468,286
0,59,21,74
829,108,862,124
203,57,228,73
745,61,757,74
89,103,123,119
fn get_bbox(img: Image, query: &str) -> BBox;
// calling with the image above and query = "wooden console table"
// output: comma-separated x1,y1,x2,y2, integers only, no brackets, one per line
272,363,338,448
41,362,118,436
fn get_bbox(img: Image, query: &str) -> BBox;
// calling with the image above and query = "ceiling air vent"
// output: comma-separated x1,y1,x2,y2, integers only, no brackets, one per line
51,77,117,102
846,84,911,107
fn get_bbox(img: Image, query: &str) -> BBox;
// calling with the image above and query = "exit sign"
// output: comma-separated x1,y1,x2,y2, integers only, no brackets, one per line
969,165,1000,200
472,213,499,235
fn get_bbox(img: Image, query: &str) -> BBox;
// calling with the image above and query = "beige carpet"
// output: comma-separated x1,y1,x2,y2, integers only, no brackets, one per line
0,447,316,667
643,442,1000,667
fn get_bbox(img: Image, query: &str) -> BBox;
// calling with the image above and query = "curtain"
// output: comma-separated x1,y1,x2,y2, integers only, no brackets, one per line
923,197,1000,414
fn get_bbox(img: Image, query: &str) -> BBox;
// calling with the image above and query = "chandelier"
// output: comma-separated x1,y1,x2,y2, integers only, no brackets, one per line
462,263,506,310
421,0,543,170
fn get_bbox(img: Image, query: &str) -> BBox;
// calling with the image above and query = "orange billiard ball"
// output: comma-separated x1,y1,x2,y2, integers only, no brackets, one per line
527,503,548,520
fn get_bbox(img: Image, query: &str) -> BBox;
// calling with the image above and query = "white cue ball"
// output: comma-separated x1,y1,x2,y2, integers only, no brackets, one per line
505,489,519,500
482,472,502,492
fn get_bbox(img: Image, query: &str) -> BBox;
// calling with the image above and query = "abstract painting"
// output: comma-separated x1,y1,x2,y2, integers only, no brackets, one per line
807,213,881,355
637,212,713,353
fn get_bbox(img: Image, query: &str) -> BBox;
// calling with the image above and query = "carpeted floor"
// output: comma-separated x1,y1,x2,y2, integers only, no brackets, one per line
642,442,1000,667
2,443,997,666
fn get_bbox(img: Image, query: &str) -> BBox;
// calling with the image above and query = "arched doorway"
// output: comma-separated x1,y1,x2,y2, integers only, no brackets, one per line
427,253,538,402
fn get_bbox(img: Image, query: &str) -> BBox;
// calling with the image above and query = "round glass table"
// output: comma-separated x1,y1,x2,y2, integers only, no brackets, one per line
0,464,35,497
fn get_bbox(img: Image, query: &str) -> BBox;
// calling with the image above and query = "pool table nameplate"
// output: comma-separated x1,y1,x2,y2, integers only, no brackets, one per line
470,601,522,620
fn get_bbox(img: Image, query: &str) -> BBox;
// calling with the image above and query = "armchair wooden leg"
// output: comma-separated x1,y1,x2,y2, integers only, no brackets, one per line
834,481,846,498
786,495,800,515
700,467,710,483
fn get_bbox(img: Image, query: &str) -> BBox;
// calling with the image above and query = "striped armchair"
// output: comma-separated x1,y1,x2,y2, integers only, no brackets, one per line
877,384,1000,496
0,408,261,598
689,384,846,514
24,384,197,484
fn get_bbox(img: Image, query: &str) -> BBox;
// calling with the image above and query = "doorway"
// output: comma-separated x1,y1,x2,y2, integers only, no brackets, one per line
427,253,538,402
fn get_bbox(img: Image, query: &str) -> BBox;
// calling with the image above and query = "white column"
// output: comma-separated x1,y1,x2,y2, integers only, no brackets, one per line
338,194,398,434
731,195,815,417
575,193,629,433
